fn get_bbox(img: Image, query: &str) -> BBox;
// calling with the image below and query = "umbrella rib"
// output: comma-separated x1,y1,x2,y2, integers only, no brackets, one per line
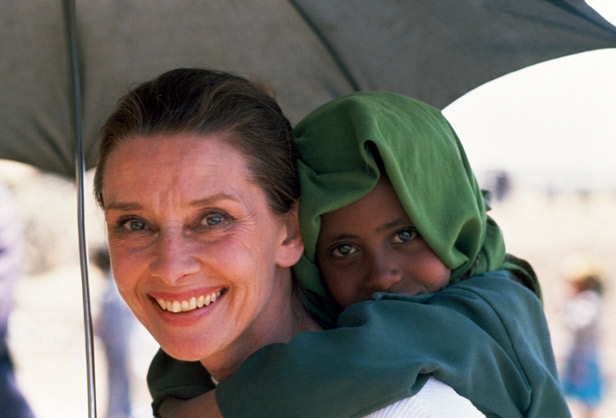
287,0,361,91
64,0,98,417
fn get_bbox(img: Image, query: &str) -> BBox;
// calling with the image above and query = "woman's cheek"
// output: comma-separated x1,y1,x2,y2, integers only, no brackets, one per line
109,244,146,291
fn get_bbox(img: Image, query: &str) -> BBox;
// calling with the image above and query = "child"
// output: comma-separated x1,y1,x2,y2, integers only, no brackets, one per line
149,91,569,417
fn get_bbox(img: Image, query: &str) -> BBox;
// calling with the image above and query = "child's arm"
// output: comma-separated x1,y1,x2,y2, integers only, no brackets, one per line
157,391,221,418
147,350,216,417
149,272,569,418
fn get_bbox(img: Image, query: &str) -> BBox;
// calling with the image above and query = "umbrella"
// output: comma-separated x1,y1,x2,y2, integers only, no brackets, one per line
1,1,615,416
2,0,615,177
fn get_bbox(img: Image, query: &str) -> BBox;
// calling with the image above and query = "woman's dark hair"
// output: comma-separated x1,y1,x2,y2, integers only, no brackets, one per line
94,68,299,215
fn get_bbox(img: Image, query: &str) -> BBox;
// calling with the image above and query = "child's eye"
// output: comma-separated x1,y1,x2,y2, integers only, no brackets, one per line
392,227,419,243
331,243,358,257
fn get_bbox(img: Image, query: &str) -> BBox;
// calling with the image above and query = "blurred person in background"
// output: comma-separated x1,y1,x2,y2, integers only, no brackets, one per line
92,246,135,418
562,270,605,418
0,181,35,418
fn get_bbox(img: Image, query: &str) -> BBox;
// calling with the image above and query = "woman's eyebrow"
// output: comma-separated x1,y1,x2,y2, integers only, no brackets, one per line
190,193,238,207
104,202,142,211
105,193,238,211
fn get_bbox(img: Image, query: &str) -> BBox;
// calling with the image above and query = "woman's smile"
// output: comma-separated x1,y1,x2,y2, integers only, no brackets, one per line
153,289,225,313
148,288,229,329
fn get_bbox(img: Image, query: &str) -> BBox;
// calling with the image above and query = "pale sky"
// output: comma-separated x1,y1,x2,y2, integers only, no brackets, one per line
443,2,616,192
586,0,616,23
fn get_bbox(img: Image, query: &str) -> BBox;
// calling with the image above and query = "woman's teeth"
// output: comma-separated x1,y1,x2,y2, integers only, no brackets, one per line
155,291,222,313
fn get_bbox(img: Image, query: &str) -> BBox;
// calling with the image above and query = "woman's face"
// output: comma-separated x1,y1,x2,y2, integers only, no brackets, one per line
316,177,450,308
102,134,303,365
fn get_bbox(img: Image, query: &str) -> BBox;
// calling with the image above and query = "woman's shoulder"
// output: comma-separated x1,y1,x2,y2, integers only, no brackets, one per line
363,377,484,417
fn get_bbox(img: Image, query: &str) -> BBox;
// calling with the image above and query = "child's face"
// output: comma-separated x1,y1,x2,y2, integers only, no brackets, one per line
316,177,450,308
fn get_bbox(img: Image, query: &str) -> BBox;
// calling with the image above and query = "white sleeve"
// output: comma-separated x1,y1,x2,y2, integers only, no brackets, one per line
363,377,485,418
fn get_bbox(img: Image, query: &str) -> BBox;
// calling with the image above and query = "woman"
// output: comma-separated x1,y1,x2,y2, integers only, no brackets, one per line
94,67,323,380
147,89,570,418
94,69,484,417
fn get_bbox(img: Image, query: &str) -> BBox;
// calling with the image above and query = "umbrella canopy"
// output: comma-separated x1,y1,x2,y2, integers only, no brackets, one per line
1,0,615,178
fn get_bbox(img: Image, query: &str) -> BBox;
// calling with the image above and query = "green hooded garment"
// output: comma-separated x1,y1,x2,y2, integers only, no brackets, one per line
148,92,570,417
292,91,540,327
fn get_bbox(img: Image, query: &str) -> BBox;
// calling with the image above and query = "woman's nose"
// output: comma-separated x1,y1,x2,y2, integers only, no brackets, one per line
150,229,200,283
365,252,402,292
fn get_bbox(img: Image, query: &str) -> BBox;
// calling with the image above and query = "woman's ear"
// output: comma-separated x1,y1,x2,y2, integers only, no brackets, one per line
275,201,304,268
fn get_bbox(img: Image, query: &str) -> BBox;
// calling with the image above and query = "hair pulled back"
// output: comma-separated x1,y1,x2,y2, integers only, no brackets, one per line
94,68,299,215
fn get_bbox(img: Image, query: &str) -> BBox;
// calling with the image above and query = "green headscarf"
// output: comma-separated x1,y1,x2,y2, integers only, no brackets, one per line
293,91,539,326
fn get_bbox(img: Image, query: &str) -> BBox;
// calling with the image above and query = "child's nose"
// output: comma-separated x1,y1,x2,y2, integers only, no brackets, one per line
365,252,402,292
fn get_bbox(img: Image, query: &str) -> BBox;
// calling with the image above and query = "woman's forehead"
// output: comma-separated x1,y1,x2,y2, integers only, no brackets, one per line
101,134,256,205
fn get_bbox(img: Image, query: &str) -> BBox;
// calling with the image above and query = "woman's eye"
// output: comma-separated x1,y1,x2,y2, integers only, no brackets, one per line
204,215,223,226
331,244,358,257
393,228,418,243
121,219,148,232
199,212,231,228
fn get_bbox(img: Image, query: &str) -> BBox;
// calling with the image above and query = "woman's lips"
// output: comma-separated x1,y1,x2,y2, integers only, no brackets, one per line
154,289,224,313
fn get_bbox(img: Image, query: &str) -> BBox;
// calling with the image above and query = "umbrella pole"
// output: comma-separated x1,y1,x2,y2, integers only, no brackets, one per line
64,0,98,417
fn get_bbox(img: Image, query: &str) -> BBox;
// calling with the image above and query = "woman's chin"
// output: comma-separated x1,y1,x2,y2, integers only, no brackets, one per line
141,291,231,361
156,335,214,362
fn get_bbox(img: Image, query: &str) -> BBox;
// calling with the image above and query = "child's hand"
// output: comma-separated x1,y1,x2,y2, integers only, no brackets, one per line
157,398,185,418
157,391,222,418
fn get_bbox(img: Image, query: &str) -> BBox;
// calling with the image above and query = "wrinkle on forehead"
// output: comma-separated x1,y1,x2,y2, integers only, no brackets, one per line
102,134,257,215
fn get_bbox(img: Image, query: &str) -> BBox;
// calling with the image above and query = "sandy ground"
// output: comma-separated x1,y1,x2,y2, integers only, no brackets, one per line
2,160,615,417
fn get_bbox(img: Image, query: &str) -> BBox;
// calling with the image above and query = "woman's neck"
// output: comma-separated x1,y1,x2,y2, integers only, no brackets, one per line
201,272,322,381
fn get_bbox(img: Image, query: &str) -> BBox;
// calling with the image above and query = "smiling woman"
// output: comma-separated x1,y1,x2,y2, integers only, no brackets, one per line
100,134,310,376
93,69,319,382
